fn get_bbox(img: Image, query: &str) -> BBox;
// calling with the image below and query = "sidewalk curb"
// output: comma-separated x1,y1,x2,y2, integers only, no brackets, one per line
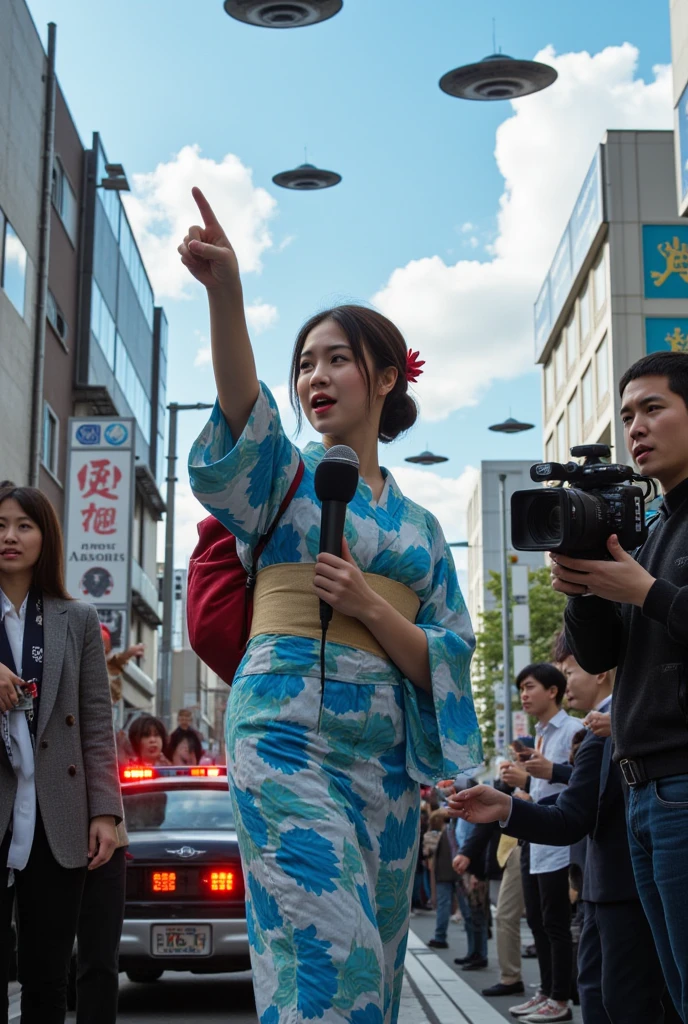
405,929,511,1024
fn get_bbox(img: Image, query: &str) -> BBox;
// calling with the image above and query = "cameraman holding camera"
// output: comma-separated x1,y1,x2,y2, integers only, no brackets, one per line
550,352,688,1021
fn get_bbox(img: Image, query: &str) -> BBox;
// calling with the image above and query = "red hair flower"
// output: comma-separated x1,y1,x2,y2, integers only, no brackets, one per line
405,348,425,384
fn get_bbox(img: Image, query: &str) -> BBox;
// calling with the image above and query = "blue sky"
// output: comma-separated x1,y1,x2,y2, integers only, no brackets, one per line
27,0,672,563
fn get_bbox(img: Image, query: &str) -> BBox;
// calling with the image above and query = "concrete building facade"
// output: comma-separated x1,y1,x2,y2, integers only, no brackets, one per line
670,0,688,216
1,2,168,720
0,0,46,485
466,460,546,632
536,131,688,468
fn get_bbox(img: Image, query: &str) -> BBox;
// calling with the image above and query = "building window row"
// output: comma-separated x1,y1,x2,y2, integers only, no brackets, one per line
546,333,609,461
544,247,608,413
51,158,78,245
117,337,151,444
91,279,116,370
0,208,28,320
91,279,152,441
119,215,154,331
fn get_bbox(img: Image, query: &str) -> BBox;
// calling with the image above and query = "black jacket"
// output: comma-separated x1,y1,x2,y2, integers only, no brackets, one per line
459,821,503,881
565,477,688,764
504,730,638,903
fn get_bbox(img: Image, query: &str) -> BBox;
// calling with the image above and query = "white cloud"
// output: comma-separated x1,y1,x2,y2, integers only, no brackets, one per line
246,301,279,334
373,44,672,421
193,330,211,367
123,144,277,300
460,222,475,233
389,463,478,547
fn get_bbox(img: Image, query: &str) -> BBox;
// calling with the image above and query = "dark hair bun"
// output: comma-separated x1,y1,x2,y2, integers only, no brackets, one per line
379,388,418,443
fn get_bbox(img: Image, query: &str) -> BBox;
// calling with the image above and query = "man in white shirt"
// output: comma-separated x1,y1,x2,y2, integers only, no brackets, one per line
501,663,581,1023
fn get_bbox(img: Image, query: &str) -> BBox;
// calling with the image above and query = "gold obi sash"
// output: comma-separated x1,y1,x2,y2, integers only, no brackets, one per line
249,563,421,662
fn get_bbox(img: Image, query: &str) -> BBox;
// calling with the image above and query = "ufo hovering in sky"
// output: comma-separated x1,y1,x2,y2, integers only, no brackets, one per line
223,0,342,28
439,52,558,101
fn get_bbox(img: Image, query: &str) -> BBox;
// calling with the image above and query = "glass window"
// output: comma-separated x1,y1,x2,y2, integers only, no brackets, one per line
565,311,577,368
555,339,565,395
51,159,78,244
545,358,554,412
117,338,151,443
96,141,121,240
594,250,607,314
2,220,28,318
42,403,59,476
123,786,235,832
580,282,591,341
556,415,566,462
46,290,68,345
90,280,116,370
119,213,154,330
582,363,593,424
567,390,580,450
596,335,609,405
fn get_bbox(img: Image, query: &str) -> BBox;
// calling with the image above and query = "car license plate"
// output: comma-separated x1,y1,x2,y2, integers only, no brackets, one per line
151,924,211,956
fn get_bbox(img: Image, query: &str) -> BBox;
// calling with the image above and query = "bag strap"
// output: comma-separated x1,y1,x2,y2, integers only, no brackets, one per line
251,458,305,572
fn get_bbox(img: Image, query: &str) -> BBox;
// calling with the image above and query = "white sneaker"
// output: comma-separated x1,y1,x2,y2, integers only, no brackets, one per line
522,999,573,1022
450,912,462,923
509,992,548,1017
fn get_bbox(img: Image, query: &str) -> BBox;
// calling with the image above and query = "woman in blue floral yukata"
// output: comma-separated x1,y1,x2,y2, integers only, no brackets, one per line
181,188,483,1024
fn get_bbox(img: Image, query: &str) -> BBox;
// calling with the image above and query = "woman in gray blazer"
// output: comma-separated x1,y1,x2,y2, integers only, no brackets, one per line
0,482,123,1024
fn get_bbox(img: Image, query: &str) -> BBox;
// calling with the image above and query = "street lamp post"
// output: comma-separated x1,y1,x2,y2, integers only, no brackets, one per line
158,401,214,726
488,416,534,750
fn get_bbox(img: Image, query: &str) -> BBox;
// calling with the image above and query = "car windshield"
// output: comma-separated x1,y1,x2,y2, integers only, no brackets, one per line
123,786,235,832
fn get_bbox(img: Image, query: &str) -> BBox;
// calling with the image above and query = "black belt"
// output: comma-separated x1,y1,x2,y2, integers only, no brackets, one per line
618,749,688,787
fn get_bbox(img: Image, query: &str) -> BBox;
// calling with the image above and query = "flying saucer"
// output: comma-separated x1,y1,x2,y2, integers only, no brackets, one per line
223,0,342,28
439,53,557,101
272,162,341,190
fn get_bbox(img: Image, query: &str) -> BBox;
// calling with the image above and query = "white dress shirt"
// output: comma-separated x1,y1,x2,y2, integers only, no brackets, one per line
0,588,37,872
528,708,582,875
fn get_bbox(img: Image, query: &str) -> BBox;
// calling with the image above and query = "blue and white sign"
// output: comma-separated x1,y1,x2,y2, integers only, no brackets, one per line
645,317,688,354
75,423,101,446
534,147,605,360
643,224,688,299
104,422,129,446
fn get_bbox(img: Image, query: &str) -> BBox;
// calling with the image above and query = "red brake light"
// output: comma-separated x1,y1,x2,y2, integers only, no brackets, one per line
122,766,156,781
152,871,176,892
202,869,235,894
189,766,222,777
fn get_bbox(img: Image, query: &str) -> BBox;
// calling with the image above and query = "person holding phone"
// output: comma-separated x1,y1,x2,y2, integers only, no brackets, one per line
0,483,122,1024
181,188,482,1024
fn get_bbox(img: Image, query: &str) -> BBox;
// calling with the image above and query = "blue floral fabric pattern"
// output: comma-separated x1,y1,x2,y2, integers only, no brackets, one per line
189,384,482,781
189,384,482,1023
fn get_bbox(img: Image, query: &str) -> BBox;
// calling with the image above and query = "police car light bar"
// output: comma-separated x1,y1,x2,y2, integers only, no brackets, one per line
121,765,227,782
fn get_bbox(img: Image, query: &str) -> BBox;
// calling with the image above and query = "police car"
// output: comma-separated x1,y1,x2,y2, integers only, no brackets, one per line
118,764,249,982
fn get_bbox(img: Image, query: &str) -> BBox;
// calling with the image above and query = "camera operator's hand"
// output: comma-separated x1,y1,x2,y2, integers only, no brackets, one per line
550,534,656,606
500,761,529,789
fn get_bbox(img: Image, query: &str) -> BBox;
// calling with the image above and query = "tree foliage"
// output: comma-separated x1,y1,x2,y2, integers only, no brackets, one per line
471,566,567,760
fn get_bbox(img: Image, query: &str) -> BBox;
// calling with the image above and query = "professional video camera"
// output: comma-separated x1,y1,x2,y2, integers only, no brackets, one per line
511,444,655,559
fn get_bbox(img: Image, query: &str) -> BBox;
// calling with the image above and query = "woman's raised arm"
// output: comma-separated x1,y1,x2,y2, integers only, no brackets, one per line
178,187,260,439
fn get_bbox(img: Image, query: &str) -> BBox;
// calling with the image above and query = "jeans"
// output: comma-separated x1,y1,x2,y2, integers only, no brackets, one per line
627,773,688,1022
434,880,456,942
521,850,572,1002
76,846,127,1024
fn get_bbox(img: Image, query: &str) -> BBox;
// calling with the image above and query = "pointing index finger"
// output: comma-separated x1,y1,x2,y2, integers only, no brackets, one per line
192,186,219,229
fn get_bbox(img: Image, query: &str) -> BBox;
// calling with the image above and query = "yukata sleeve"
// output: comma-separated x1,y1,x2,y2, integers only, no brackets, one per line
402,524,483,784
188,382,301,558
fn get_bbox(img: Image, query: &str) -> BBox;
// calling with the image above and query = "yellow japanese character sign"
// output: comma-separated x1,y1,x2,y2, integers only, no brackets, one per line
643,225,688,298
646,318,688,355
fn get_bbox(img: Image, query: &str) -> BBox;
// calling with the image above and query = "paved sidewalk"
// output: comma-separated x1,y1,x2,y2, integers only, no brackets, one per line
408,907,582,1024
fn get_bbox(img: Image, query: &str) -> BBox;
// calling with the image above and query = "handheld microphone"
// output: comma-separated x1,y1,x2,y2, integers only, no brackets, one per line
314,445,359,628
